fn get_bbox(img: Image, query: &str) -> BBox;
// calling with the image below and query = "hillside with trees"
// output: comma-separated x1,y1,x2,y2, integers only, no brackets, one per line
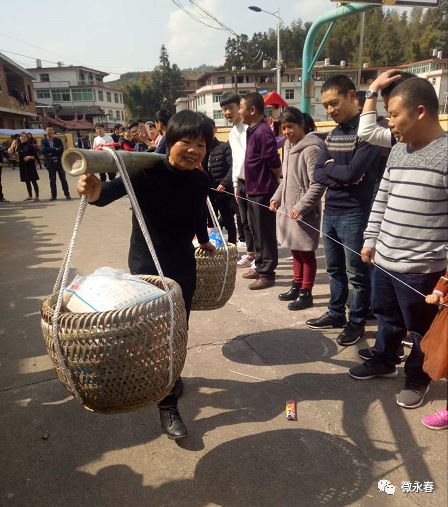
224,2,447,69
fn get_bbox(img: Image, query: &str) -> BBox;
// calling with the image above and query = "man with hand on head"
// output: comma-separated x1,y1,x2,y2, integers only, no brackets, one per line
350,78,448,411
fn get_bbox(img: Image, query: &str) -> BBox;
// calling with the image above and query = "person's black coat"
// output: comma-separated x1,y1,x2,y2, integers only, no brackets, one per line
205,138,233,191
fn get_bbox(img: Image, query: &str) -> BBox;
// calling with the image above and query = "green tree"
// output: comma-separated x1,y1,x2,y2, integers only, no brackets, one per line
418,0,448,58
123,45,183,119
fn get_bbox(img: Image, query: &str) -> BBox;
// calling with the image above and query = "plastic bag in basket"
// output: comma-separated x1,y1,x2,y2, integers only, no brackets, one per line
63,267,165,313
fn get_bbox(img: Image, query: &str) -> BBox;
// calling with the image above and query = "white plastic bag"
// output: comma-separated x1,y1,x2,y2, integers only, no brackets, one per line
63,267,165,313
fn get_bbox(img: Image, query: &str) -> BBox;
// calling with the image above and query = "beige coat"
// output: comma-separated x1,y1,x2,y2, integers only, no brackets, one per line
271,133,325,251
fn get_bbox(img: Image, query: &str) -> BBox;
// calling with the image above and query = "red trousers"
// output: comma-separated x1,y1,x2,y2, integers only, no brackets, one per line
291,250,317,290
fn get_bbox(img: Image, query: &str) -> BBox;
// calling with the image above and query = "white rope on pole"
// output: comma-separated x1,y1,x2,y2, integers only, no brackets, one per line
206,195,230,303
51,195,88,401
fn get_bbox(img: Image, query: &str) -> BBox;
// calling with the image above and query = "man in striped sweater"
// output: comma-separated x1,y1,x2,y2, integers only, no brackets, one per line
350,78,448,409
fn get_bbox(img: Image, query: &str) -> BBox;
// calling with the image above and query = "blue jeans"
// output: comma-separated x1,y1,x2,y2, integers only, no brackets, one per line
322,212,370,325
370,266,443,386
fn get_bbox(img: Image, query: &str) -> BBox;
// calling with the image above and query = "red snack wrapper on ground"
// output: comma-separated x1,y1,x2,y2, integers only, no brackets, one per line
286,400,296,421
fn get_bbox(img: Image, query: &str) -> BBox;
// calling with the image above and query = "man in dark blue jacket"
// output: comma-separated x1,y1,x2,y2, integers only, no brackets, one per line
306,75,382,346
41,127,71,200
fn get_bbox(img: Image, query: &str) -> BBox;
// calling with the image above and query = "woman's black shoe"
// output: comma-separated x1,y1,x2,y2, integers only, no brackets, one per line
288,289,313,311
159,407,188,440
278,282,301,301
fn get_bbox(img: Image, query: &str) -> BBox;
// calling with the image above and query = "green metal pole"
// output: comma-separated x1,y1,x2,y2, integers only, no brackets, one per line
301,3,373,114
307,21,335,74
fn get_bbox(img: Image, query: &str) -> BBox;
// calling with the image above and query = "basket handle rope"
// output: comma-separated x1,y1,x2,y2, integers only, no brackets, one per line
206,196,230,303
50,149,175,398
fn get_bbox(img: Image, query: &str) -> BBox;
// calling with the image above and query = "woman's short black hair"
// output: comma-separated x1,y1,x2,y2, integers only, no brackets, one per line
166,111,214,152
280,107,316,135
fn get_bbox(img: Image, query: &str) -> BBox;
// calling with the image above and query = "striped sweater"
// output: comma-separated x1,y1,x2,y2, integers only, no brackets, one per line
314,114,382,215
364,132,448,274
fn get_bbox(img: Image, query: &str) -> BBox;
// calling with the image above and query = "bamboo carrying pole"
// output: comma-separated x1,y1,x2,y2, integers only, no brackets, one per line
61,148,165,177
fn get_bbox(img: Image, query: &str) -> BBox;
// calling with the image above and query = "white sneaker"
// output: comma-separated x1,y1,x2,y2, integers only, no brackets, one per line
250,259,256,269
237,241,246,248
237,254,255,268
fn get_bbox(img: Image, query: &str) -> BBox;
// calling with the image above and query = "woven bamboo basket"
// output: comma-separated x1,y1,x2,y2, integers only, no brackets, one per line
191,243,238,311
40,275,188,413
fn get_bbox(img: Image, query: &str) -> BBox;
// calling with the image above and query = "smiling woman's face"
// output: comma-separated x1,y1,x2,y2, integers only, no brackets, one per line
168,136,206,171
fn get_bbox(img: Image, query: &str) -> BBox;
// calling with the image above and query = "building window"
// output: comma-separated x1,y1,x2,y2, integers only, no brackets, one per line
120,94,123,104
217,76,225,85
115,110,121,119
114,93,119,103
285,89,295,100
213,110,224,120
213,92,223,103
108,109,113,119
88,72,94,84
36,90,51,99
106,92,112,102
98,90,104,101
40,73,50,82
71,88,95,101
120,111,124,120
79,71,85,83
51,89,71,101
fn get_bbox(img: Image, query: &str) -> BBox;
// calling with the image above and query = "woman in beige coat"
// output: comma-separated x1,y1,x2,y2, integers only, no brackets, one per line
270,108,325,310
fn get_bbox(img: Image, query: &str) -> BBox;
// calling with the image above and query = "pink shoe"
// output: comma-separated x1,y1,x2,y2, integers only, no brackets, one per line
421,408,448,430
237,254,254,268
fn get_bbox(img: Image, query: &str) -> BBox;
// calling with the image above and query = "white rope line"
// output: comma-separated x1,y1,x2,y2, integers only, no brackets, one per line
206,196,230,302
105,148,175,387
51,195,88,402
211,188,447,304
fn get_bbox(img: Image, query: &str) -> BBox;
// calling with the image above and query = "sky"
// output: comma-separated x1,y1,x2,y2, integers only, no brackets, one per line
1,0,410,81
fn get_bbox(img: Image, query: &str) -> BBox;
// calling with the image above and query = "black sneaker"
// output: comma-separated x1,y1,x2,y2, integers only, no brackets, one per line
396,382,429,409
359,344,406,362
349,361,398,380
337,322,365,346
306,311,346,330
159,407,188,440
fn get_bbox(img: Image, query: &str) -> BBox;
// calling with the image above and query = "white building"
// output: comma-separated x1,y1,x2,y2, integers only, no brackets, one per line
176,57,448,124
27,62,125,129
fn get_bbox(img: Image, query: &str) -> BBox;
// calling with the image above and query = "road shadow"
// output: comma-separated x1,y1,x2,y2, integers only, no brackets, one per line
60,428,373,507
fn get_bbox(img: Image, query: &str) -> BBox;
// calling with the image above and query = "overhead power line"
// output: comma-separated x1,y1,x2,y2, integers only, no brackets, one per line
187,0,239,37
170,0,226,30
0,48,154,77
